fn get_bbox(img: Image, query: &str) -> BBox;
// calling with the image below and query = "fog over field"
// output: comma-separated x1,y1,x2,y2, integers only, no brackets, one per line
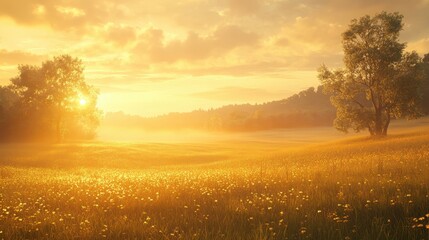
2,122,429,239
97,117,429,144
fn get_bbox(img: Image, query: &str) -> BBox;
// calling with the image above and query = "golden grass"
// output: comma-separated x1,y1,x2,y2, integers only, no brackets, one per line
1,127,429,239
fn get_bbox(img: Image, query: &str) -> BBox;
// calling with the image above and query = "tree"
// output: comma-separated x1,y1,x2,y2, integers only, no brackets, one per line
0,86,19,139
422,53,429,114
318,12,424,136
3,55,100,142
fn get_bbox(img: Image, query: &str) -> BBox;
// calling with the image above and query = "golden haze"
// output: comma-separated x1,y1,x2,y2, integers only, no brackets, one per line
0,0,429,116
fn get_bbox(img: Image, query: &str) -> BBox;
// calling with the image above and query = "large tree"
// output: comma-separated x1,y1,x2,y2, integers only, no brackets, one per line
1,55,100,142
318,12,424,136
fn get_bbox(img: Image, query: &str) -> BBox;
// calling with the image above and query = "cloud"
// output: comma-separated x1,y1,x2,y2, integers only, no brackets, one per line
276,17,344,60
226,0,261,15
169,61,286,76
407,38,429,55
88,72,177,85
191,86,273,102
2,0,429,88
172,2,222,29
133,25,259,63
274,16,345,54
303,0,429,41
0,49,46,66
0,0,122,34
102,24,137,46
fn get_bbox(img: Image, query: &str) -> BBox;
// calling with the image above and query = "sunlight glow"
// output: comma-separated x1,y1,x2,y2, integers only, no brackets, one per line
79,98,87,106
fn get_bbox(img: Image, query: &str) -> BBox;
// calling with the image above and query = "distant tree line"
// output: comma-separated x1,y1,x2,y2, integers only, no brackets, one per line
103,86,337,132
0,55,100,142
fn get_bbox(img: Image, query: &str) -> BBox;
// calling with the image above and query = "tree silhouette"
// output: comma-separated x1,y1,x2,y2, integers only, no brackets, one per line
319,12,424,136
0,55,100,142
422,53,429,114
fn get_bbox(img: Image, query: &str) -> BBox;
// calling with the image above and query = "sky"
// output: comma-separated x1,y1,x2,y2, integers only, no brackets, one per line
0,0,428,117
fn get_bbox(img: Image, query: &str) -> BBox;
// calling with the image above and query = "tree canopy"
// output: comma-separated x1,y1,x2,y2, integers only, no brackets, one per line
319,12,425,136
0,55,100,142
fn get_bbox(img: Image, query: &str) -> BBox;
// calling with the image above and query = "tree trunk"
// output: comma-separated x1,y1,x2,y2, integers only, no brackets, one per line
56,113,63,143
382,110,390,136
368,125,375,136
374,109,383,136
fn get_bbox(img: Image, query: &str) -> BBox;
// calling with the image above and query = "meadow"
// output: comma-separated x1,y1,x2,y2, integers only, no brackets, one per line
1,125,429,239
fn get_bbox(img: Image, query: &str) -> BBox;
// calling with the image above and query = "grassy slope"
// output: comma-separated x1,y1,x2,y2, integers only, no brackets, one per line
1,126,429,239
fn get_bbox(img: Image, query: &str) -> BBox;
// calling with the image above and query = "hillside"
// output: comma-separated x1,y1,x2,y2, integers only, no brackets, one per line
102,86,336,132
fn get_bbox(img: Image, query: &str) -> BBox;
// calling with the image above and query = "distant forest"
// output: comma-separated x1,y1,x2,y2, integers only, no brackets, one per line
104,86,335,132
104,73,429,132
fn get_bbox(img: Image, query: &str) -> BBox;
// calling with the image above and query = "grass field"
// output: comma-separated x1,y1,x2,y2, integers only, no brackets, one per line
1,125,429,239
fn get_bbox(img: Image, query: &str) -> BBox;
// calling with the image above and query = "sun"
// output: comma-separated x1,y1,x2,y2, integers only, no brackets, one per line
79,98,87,106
